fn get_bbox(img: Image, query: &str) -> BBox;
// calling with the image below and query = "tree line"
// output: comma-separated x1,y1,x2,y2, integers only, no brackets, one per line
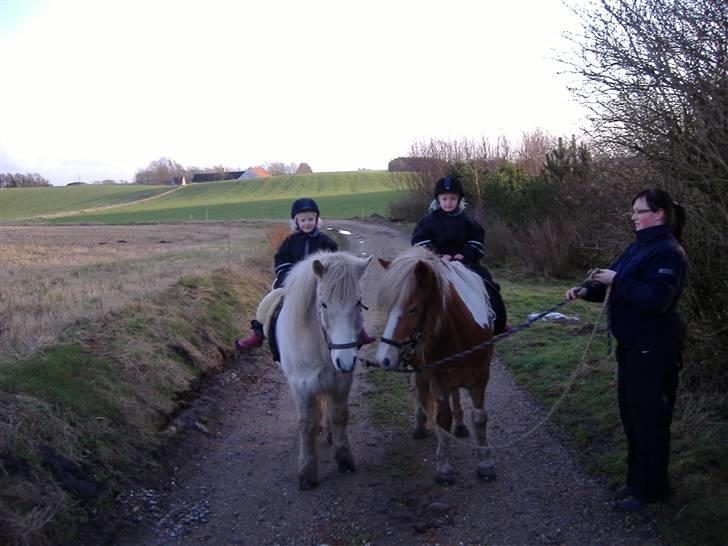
0,173,50,188
133,158,313,185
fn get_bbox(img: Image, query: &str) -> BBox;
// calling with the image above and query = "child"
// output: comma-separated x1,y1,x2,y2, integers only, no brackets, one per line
411,176,509,334
237,197,375,348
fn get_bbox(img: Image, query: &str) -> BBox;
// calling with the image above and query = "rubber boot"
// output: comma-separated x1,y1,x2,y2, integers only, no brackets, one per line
358,327,376,345
236,320,264,349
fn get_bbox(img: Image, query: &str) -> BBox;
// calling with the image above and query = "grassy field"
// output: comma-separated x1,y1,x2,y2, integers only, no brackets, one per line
1,171,412,224
0,184,171,221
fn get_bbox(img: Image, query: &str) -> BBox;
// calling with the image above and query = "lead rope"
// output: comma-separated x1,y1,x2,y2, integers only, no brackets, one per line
414,294,609,452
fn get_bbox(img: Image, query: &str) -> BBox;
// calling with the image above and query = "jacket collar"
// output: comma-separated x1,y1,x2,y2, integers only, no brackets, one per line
635,224,673,244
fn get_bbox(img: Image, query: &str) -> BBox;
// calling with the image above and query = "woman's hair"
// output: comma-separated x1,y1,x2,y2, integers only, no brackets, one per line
632,188,686,240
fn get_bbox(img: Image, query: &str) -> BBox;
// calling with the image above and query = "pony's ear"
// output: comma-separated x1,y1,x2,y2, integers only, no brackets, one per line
355,255,373,276
313,259,327,278
414,261,434,290
378,258,391,270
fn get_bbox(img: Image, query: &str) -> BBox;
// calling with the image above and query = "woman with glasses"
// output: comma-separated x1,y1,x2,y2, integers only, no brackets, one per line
566,188,687,512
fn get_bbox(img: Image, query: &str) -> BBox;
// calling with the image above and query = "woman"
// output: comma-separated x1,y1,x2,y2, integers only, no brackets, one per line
566,188,687,512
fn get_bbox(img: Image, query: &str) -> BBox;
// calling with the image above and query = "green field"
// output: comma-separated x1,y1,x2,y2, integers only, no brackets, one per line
1,171,413,223
0,184,171,221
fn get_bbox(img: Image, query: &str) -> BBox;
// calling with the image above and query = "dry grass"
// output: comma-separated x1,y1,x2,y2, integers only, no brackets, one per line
0,222,278,360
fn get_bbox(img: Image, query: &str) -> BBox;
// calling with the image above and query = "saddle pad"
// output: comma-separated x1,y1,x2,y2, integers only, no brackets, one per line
445,261,494,328
256,288,285,338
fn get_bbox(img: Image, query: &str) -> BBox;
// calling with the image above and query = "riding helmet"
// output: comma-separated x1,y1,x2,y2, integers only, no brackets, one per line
290,197,320,218
433,176,464,199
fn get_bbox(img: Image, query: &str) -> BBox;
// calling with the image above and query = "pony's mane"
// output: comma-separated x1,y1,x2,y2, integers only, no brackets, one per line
377,246,451,312
378,247,493,340
283,251,362,338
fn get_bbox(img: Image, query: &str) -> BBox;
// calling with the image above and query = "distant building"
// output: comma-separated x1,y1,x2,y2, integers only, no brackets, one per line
190,171,245,183
240,167,272,179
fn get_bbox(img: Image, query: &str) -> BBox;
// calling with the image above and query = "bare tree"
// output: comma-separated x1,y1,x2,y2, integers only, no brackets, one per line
565,0,728,387
134,157,188,185
264,161,298,176
295,162,313,174
516,129,556,176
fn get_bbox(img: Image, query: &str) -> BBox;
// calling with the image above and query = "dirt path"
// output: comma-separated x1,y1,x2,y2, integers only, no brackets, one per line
78,219,661,546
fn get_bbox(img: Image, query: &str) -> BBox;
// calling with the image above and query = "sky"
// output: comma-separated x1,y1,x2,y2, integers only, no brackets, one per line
0,0,588,186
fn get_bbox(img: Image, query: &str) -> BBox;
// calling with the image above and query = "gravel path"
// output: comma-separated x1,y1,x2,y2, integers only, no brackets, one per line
80,219,661,546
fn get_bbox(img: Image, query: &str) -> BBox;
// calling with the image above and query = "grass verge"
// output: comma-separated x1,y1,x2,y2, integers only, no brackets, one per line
0,268,266,545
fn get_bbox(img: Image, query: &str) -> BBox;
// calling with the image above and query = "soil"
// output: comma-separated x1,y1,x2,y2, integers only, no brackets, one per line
72,219,662,546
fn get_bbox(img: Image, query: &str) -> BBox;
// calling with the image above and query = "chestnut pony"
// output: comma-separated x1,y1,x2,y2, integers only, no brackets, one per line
375,246,496,484
277,251,372,490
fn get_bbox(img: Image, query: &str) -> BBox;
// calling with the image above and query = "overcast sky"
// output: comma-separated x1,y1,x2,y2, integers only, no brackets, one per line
0,0,587,185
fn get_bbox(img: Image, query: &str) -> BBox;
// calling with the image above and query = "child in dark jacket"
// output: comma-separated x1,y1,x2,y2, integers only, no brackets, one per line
237,197,375,348
411,176,508,334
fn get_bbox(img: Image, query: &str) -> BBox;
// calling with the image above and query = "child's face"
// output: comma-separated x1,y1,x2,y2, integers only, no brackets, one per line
438,192,460,212
295,211,318,233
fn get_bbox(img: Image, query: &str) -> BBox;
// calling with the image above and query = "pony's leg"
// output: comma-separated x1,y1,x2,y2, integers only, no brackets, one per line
451,388,470,438
433,388,455,485
316,394,332,445
412,373,430,439
294,390,320,490
329,376,356,473
468,384,496,481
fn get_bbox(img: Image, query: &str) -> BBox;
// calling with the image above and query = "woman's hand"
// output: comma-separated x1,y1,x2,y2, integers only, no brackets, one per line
590,268,617,285
565,286,587,300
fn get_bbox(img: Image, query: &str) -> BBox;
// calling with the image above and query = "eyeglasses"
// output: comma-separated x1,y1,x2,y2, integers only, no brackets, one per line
631,208,653,215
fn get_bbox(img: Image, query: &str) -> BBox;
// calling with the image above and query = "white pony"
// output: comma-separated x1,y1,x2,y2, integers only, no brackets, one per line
276,250,372,490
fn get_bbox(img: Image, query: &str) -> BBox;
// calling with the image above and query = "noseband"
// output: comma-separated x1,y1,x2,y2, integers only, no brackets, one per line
319,299,369,350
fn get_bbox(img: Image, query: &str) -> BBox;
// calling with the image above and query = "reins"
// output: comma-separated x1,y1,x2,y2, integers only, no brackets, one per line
441,297,608,451
363,298,571,372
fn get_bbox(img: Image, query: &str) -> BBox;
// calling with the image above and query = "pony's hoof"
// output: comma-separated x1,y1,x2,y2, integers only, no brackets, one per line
335,450,356,473
434,470,455,485
298,476,319,490
336,459,356,474
477,463,497,481
412,428,428,440
453,424,470,438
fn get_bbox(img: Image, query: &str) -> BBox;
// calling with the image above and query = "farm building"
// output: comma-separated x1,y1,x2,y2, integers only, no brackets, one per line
240,167,271,179
189,167,271,183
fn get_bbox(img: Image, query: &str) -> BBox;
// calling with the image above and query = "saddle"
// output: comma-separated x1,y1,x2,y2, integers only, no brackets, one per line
256,288,285,362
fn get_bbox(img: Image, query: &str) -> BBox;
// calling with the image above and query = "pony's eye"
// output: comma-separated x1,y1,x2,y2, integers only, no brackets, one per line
320,302,328,309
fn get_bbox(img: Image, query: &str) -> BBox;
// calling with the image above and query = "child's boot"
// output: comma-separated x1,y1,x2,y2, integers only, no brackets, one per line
359,327,376,345
236,320,265,349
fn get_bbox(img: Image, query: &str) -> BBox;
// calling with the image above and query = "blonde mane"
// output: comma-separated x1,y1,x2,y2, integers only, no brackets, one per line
377,246,493,333
377,246,451,313
283,251,363,339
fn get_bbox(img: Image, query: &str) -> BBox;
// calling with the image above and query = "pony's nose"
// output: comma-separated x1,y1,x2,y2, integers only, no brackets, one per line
382,357,391,369
335,356,356,374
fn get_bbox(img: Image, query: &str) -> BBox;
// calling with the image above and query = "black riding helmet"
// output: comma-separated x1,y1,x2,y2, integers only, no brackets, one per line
433,176,464,199
290,197,320,218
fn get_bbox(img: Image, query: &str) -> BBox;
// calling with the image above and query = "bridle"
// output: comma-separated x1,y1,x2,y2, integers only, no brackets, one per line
319,298,370,350
378,283,438,365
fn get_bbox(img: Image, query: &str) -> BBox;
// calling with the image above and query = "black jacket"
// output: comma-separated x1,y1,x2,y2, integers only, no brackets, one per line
411,207,485,266
583,224,687,347
273,229,338,288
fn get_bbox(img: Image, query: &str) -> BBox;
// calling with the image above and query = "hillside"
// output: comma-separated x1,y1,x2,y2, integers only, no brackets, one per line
0,184,171,222
0,171,413,224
